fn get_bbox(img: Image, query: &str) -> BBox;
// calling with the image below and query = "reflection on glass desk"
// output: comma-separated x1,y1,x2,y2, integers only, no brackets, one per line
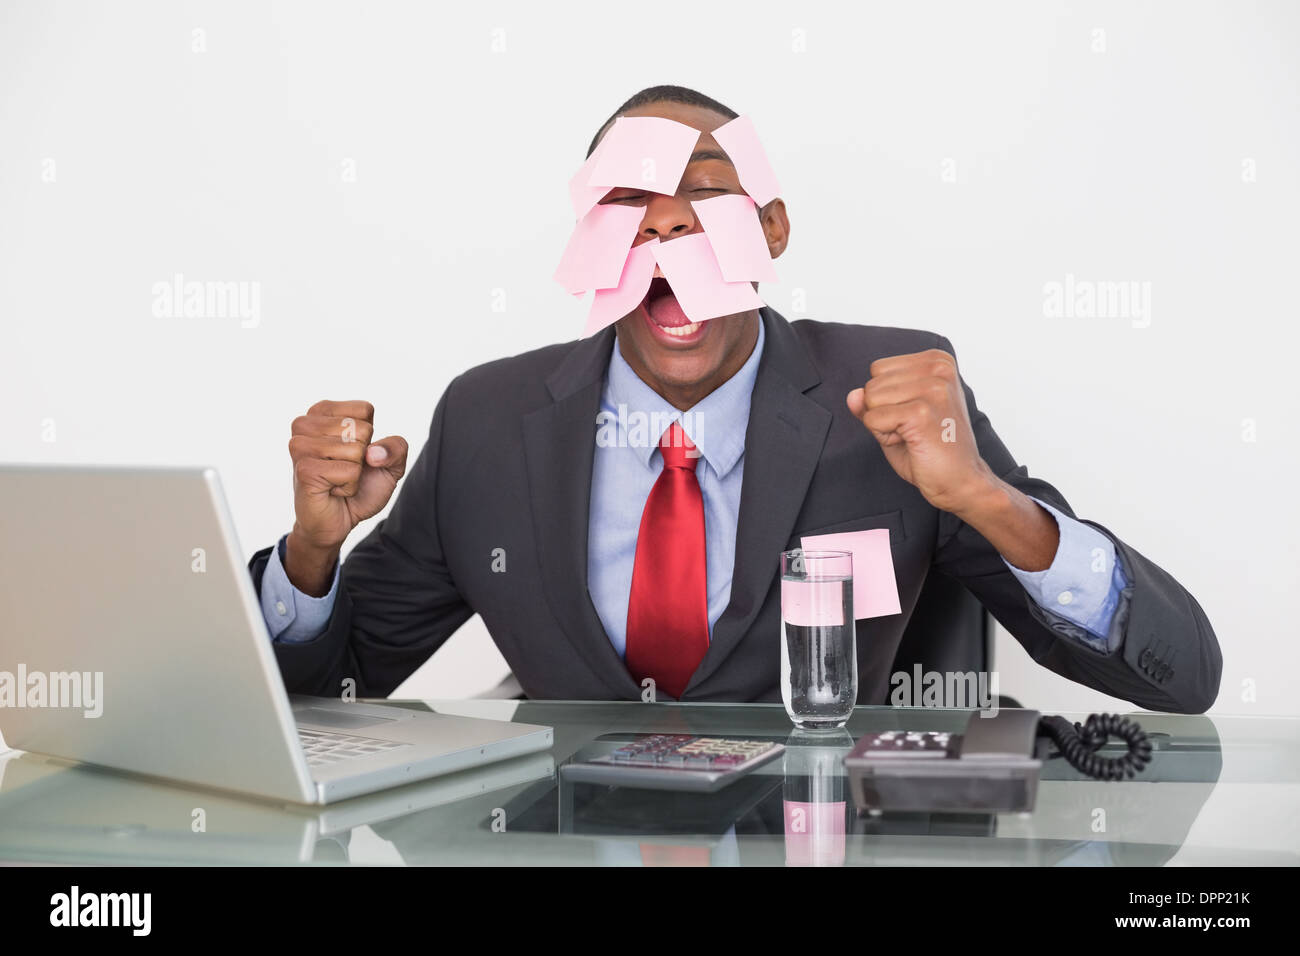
0,701,1296,866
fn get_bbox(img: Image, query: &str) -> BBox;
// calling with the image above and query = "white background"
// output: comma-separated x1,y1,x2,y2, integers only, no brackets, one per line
2,0,1297,716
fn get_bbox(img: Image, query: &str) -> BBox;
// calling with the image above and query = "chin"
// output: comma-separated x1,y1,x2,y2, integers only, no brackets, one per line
646,355,724,389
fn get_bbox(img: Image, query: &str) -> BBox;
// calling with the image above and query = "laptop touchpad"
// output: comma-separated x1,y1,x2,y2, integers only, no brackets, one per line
295,707,399,730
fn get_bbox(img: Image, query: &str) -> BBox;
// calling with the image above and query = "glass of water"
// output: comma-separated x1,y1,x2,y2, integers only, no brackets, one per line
780,549,856,729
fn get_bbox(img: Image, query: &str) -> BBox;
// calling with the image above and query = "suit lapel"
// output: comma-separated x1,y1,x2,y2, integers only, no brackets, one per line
685,309,831,694
522,328,642,698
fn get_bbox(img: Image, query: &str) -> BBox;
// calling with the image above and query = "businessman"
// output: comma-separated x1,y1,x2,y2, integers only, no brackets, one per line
250,85,1221,713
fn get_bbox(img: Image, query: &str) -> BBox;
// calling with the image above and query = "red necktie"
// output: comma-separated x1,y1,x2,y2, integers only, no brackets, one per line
625,422,709,700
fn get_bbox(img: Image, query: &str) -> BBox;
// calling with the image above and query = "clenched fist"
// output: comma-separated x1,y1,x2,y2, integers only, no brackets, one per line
285,400,408,595
847,348,1061,572
845,349,994,516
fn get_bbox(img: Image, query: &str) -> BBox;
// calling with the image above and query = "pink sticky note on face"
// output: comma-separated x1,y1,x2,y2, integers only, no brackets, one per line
781,578,845,627
585,116,701,197
583,239,658,337
800,529,902,619
691,194,777,284
651,233,764,324
553,203,645,295
712,115,781,207
569,136,613,220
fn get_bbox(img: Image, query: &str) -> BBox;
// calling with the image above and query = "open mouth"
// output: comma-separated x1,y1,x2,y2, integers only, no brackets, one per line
639,276,707,340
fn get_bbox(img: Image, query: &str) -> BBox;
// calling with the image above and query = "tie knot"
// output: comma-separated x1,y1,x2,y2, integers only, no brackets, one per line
659,422,699,471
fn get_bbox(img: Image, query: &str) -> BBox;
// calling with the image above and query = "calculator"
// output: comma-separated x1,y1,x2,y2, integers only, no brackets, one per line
561,734,785,792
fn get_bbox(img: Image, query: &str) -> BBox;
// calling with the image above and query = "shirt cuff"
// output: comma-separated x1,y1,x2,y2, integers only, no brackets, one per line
260,534,339,644
1002,497,1126,650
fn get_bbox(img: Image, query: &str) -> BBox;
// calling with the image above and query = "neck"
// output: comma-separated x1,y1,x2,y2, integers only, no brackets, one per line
621,312,761,411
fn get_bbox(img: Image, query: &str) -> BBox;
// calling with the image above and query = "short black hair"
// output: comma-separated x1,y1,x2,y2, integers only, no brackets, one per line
585,85,739,158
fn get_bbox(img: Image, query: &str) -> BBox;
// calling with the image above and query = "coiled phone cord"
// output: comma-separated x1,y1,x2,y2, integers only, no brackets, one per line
1039,713,1153,780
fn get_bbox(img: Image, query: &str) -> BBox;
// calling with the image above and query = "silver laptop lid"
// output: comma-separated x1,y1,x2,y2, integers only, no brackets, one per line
0,465,316,803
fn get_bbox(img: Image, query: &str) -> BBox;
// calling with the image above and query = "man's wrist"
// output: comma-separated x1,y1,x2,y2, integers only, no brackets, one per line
951,473,1059,572
947,463,1005,526
285,525,341,597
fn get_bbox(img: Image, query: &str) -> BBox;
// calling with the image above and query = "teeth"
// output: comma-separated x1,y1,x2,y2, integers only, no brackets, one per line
660,321,701,337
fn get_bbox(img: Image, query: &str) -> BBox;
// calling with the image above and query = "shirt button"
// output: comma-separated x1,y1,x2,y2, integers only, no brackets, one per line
1057,591,1073,606
275,600,288,616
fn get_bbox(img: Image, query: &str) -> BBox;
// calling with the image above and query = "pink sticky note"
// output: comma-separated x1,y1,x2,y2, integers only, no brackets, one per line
800,529,902,619
553,203,645,295
691,194,778,284
585,116,701,196
712,115,782,207
784,800,846,867
569,135,612,220
650,233,764,324
781,578,845,627
583,239,658,337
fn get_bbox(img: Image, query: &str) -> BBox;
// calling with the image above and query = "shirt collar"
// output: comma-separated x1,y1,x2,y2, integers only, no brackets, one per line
602,317,766,478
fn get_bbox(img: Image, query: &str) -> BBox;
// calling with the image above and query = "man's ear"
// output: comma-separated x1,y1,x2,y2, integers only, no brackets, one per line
760,198,790,260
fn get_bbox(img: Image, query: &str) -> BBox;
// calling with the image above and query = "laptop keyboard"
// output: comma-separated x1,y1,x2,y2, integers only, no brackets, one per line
297,727,411,768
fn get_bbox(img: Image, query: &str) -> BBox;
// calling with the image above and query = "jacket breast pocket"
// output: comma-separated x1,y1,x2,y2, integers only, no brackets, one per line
790,509,907,547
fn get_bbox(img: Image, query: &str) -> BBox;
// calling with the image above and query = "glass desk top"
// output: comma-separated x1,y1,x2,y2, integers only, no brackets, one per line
1,701,1296,866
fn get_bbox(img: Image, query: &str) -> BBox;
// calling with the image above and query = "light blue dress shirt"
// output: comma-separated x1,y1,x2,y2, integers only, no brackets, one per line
260,535,339,643
262,322,1128,654
586,319,767,657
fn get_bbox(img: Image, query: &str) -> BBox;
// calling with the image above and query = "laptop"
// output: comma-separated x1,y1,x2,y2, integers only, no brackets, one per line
0,464,553,804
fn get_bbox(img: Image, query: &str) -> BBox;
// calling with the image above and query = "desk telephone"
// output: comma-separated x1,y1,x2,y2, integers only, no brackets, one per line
844,709,1152,814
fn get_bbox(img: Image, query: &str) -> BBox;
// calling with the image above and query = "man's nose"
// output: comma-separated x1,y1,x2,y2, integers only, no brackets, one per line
639,193,697,241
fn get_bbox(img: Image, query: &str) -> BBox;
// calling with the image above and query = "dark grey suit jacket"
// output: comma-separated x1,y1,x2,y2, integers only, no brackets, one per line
249,308,1221,712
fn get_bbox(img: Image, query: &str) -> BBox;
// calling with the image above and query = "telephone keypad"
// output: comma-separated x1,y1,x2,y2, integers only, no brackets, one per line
859,730,957,759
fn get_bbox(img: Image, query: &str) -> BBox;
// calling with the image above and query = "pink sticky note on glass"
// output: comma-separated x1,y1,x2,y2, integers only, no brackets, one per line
583,239,658,337
585,116,701,197
781,578,845,627
800,529,901,619
783,800,846,867
651,233,763,324
691,194,777,284
553,203,645,295
713,115,781,207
